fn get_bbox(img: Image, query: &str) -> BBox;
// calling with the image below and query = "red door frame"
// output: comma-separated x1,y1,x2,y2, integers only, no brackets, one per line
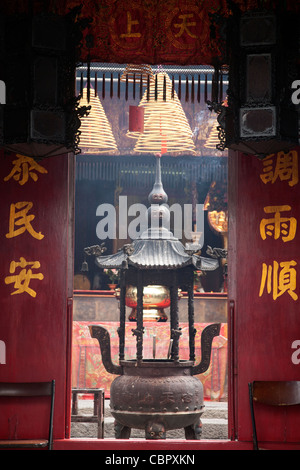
60,148,300,450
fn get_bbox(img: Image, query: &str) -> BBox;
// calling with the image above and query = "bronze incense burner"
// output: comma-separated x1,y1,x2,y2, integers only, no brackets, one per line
90,323,220,439
87,154,220,439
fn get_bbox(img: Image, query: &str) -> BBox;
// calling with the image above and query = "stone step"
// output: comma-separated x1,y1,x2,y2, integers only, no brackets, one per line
71,399,228,440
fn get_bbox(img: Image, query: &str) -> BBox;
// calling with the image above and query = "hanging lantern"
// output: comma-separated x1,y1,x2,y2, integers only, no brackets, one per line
225,9,299,157
78,86,117,154
1,10,90,159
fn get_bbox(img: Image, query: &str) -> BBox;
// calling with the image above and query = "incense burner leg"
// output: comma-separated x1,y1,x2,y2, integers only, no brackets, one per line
184,418,202,440
114,420,131,439
145,420,166,440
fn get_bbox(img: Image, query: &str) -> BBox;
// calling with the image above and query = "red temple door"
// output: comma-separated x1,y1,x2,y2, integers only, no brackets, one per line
228,148,300,445
0,151,74,440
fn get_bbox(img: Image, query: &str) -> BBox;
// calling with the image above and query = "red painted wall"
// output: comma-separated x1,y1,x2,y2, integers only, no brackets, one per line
228,148,300,443
0,151,74,440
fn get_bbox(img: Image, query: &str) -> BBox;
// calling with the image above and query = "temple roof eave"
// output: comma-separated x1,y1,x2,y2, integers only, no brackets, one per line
94,238,219,271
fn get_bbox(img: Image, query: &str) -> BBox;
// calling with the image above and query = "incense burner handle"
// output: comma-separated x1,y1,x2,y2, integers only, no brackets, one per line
191,323,221,376
89,325,122,375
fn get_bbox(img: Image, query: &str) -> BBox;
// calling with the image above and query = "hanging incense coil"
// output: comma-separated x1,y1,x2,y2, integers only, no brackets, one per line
133,72,195,154
204,121,222,150
78,87,118,154
120,64,155,87
140,72,192,131
127,71,192,141
134,109,195,154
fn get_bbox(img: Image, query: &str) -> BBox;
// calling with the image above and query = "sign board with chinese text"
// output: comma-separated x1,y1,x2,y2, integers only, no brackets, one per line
0,151,74,441
2,0,298,66
229,147,300,443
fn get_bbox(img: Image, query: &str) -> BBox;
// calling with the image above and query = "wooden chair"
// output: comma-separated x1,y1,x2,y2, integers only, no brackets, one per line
248,381,300,450
0,380,55,450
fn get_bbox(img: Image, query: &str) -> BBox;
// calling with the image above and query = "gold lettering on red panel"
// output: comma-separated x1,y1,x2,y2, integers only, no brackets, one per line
173,13,197,39
120,11,141,38
260,150,298,187
4,154,48,186
260,205,297,242
258,150,299,301
165,7,200,50
4,257,44,298
259,260,298,301
6,201,44,240
109,4,147,52
3,155,48,298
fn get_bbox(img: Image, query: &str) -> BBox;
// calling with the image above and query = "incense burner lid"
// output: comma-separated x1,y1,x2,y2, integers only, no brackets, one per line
95,238,218,271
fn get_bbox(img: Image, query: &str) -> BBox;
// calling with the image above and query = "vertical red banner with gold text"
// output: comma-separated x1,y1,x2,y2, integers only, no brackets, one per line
229,147,300,444
0,150,74,440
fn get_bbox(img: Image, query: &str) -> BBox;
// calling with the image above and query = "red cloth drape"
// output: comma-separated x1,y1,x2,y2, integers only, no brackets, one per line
72,321,228,401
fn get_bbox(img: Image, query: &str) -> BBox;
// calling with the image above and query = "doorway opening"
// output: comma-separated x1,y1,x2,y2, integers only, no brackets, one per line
71,63,229,440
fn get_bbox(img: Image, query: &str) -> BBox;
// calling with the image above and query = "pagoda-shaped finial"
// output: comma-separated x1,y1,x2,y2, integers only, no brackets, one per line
148,153,168,204
143,153,173,239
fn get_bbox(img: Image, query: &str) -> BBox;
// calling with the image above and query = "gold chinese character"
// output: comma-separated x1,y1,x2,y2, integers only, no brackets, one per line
174,13,197,39
6,201,44,240
4,257,44,298
120,11,141,38
260,150,298,187
260,205,297,242
4,154,48,186
259,260,298,301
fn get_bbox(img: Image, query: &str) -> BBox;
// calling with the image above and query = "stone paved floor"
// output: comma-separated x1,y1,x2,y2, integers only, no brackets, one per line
71,399,228,440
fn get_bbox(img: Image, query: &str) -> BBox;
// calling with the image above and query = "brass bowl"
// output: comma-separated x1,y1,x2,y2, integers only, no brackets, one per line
125,285,170,309
115,285,181,321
